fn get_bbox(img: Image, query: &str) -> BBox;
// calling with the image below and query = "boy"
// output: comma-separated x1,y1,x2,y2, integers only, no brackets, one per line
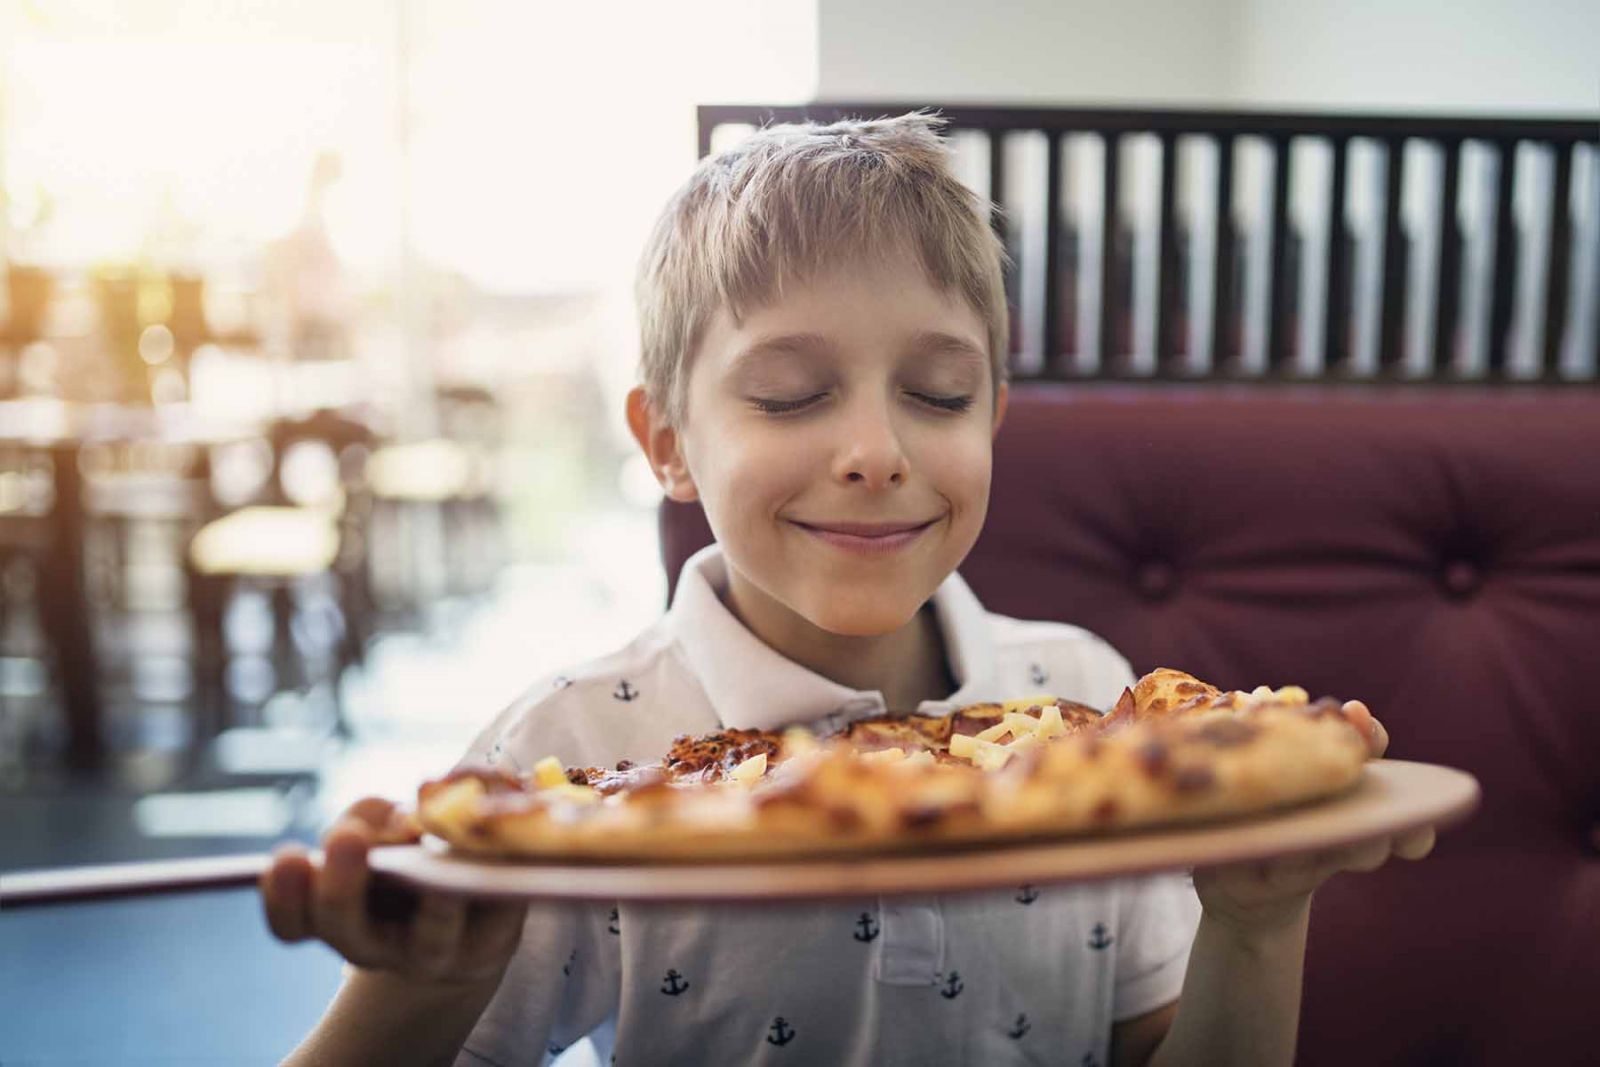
261,111,1433,1066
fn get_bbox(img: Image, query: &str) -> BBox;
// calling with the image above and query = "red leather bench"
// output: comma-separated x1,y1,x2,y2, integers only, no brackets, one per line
660,383,1600,1065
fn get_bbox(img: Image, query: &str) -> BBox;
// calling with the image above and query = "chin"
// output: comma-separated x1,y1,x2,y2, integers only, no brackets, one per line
797,587,924,637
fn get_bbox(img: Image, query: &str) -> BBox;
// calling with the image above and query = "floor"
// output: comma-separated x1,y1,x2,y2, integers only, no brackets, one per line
1,508,661,1066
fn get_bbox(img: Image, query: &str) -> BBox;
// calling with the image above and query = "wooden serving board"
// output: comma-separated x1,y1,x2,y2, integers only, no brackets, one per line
366,759,1480,903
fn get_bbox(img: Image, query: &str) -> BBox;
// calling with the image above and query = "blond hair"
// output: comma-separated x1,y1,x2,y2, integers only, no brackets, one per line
634,109,1010,427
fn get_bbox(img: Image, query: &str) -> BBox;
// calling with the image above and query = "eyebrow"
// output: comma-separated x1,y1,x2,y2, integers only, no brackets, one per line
730,330,989,370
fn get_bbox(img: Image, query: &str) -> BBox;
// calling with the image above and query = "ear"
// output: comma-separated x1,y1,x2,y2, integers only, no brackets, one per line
626,386,699,503
991,378,1010,440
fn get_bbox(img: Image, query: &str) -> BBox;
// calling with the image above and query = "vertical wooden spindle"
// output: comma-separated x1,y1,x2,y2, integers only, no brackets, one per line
1323,136,1352,376
1210,133,1237,375
1433,140,1464,376
1266,135,1294,375
988,129,1008,243
1043,131,1064,377
1377,136,1409,376
1486,139,1519,378
1155,131,1181,376
1541,140,1575,378
1099,133,1123,374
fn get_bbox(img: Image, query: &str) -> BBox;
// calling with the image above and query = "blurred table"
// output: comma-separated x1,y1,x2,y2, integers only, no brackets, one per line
0,399,261,770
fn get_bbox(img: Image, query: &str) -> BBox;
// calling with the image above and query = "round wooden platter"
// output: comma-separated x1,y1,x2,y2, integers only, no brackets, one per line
367,759,1479,904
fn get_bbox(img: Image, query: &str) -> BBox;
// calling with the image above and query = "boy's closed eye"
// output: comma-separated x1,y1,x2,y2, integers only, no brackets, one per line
746,390,976,415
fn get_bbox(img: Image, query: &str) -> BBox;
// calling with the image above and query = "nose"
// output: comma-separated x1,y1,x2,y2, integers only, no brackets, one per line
833,397,909,489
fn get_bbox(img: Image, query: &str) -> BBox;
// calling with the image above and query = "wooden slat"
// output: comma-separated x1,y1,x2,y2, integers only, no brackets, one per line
1043,131,1064,377
1099,133,1123,373
1324,136,1352,375
1155,131,1182,375
988,129,1008,242
1266,135,1294,375
1541,140,1575,377
1486,139,1519,378
1378,136,1409,376
1433,140,1464,375
1210,134,1237,374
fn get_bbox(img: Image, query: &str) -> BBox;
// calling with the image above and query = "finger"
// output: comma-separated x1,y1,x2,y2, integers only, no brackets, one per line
1341,700,1387,758
311,820,388,965
1337,837,1393,874
345,796,398,830
407,893,468,979
261,845,313,942
1394,826,1436,860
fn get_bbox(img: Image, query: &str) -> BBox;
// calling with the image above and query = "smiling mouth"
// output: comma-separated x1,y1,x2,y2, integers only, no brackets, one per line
790,518,939,537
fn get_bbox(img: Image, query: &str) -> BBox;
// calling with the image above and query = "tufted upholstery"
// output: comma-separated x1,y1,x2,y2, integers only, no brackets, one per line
658,383,1600,1066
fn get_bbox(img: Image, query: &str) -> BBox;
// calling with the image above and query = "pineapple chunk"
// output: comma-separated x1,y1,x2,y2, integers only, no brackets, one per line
970,743,1014,772
858,748,908,765
901,751,936,768
426,778,485,830
948,733,983,760
1001,694,1056,712
533,755,569,789
1002,712,1042,736
730,752,769,783
1034,703,1066,739
975,721,1013,743
781,727,819,757
1273,685,1309,704
949,732,1013,769
542,783,599,804
1003,731,1042,752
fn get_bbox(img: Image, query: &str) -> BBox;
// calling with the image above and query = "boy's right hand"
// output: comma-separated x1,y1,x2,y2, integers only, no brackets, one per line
260,797,527,987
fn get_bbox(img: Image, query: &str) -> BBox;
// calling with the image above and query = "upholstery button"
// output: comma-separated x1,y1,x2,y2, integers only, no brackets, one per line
1442,561,1481,598
1137,561,1176,600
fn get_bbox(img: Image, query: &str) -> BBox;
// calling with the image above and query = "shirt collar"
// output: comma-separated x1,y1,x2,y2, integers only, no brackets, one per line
666,543,996,732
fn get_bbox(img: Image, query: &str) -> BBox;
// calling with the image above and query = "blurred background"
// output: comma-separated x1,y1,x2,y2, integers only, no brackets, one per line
0,1,1593,1064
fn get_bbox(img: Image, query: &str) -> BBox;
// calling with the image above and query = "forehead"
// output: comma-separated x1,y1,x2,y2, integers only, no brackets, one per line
696,252,989,375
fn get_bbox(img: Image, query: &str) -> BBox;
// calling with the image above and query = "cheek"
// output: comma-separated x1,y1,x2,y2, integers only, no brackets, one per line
921,429,993,511
697,423,816,515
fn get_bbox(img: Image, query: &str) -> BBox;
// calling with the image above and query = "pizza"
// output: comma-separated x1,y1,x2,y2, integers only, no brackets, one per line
415,669,1382,862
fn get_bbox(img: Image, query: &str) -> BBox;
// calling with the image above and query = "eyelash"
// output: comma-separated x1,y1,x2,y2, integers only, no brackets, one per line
749,392,975,415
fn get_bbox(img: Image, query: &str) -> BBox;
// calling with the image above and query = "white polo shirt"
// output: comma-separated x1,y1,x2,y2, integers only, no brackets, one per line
453,544,1201,1067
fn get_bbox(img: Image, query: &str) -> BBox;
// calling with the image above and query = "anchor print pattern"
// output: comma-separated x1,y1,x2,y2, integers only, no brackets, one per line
1029,663,1049,686
548,1042,566,1057
1015,884,1040,905
563,949,577,976
937,971,965,999
660,969,690,995
766,1017,797,1046
1008,1013,1031,1039
552,675,574,690
853,913,880,942
613,679,640,702
608,907,620,935
1088,922,1114,950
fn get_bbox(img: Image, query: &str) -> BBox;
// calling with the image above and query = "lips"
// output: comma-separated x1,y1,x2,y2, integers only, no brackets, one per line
791,519,937,537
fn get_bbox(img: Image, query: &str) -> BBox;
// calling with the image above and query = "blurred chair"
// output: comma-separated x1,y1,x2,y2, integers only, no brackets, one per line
365,384,507,626
3,265,56,398
186,407,379,743
0,443,56,775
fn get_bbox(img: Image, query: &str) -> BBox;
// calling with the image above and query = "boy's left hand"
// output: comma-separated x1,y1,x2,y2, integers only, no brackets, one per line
1190,700,1434,934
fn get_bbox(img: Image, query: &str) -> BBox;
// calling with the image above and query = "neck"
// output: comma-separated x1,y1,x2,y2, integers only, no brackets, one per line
722,580,954,714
